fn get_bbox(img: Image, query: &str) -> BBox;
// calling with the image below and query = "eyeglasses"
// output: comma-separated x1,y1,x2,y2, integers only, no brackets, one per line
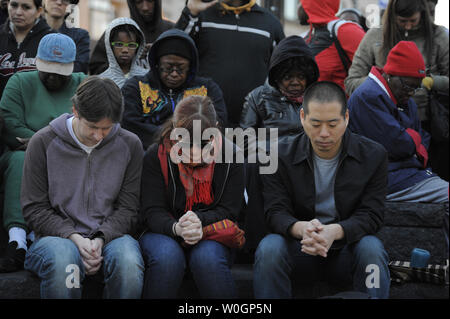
111,41,139,50
49,0,71,4
398,77,421,95
158,64,189,75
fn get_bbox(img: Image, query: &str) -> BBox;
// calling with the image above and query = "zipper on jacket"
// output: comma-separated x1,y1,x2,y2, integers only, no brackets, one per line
169,89,175,112
86,153,92,214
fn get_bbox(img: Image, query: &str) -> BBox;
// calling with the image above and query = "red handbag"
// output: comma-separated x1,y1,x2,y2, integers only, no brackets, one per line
202,219,245,249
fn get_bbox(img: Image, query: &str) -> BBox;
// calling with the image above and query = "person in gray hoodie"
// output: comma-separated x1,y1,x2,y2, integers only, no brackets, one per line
99,17,148,88
21,76,144,299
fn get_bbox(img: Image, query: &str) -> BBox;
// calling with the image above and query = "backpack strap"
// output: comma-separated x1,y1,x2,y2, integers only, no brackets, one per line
330,20,352,72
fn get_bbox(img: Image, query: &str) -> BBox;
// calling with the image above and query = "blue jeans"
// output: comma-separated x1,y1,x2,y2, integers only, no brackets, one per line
139,232,237,299
24,235,144,299
254,234,390,299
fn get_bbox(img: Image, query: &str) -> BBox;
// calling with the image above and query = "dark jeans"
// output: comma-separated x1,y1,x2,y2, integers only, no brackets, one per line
139,232,237,299
253,234,390,299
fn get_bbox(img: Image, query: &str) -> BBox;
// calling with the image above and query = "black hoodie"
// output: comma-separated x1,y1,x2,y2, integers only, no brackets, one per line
89,0,174,75
240,36,319,137
121,29,228,150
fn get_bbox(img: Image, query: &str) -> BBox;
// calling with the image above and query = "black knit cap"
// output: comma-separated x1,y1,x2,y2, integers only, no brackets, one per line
155,37,193,61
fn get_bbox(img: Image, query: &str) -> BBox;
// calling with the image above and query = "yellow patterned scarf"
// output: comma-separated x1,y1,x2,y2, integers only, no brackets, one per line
220,0,256,15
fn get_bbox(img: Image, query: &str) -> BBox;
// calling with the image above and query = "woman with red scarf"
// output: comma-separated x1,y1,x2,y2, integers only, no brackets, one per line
139,95,245,299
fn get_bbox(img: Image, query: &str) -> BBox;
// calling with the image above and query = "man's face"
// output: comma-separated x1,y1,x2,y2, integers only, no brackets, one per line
158,54,190,89
38,71,71,91
72,108,114,147
135,0,155,23
44,0,68,19
8,0,43,31
387,75,422,105
300,100,348,159
396,12,421,32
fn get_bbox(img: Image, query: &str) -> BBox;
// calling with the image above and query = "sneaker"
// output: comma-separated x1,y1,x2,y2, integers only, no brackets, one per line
0,241,26,273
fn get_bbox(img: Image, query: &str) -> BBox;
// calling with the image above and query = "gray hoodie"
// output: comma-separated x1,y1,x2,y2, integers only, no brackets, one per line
99,17,148,88
21,113,144,244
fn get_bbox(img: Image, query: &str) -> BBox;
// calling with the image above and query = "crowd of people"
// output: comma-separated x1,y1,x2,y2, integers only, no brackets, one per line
0,0,448,299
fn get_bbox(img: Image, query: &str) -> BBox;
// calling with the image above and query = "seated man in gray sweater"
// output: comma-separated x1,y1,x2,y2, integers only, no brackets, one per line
21,76,144,299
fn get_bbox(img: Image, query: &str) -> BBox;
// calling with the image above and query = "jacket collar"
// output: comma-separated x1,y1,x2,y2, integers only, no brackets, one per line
293,130,362,165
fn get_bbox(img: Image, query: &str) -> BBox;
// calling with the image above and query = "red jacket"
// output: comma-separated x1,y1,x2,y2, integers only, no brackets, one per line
301,0,365,90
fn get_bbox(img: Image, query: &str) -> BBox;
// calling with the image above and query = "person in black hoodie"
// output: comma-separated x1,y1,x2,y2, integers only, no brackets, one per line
240,35,319,137
0,0,8,26
0,0,52,98
89,0,174,75
239,36,319,253
121,28,228,150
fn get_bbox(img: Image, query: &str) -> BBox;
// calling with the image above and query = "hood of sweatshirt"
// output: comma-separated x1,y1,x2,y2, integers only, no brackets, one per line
268,35,319,88
301,0,340,25
101,17,147,88
148,28,199,87
49,113,120,151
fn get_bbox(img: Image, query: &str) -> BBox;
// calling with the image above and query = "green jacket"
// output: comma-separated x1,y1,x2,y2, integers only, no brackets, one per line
345,26,449,121
0,71,86,149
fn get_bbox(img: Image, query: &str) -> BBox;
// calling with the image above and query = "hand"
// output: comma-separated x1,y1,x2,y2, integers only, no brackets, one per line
301,224,343,258
15,137,30,151
69,234,103,275
187,0,219,16
176,211,203,245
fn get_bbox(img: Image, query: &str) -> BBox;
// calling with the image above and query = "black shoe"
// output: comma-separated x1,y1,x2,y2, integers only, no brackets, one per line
0,241,26,273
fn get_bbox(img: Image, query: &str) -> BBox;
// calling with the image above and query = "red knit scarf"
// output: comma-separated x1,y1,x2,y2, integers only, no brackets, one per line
178,162,215,211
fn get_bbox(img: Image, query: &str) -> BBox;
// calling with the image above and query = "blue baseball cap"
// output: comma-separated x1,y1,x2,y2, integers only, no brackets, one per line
36,33,76,76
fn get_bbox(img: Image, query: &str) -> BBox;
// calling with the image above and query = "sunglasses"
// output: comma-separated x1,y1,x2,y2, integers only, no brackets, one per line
111,41,139,50
158,64,189,75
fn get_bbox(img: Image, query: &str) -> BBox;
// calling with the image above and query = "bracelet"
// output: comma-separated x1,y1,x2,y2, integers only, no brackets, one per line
172,222,178,237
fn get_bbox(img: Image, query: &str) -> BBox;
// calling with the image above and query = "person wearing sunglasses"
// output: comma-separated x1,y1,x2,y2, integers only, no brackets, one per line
121,28,228,150
98,18,147,89
348,41,449,256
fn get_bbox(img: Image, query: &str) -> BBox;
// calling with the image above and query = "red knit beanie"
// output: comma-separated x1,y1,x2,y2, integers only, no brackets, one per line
383,41,426,78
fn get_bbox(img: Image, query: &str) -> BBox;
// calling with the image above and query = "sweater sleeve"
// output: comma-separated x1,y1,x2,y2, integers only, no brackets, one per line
344,29,378,96
348,89,417,160
0,73,36,149
21,131,78,239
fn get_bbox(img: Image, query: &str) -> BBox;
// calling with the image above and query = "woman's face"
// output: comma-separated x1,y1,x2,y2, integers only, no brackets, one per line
8,0,42,32
277,71,308,98
396,11,421,32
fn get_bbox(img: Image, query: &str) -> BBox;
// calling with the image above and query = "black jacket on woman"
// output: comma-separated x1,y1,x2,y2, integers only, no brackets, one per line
140,139,245,239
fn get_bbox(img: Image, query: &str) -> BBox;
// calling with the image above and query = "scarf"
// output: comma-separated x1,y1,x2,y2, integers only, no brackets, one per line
160,134,223,212
220,0,256,15
279,86,304,104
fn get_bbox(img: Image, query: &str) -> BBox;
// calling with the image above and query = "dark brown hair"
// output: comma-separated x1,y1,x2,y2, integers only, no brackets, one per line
159,95,218,145
382,0,434,66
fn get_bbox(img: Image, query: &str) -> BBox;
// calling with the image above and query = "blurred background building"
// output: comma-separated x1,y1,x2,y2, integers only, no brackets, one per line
68,0,448,43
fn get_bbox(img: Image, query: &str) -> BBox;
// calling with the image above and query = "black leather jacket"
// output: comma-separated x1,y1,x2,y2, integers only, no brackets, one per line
240,82,303,137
